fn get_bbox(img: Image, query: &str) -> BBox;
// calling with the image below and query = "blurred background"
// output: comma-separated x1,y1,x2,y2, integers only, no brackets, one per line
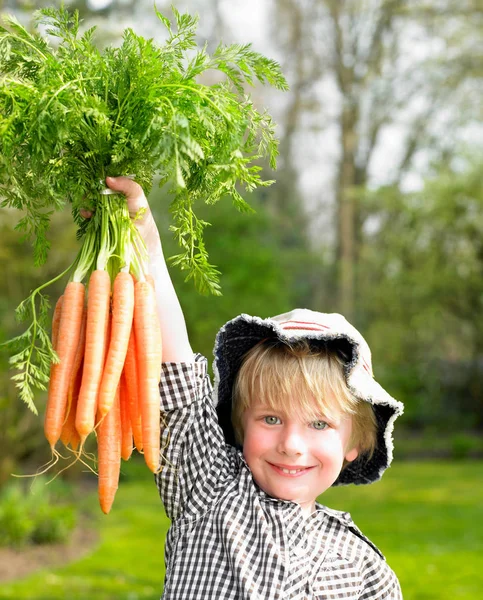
0,1,482,599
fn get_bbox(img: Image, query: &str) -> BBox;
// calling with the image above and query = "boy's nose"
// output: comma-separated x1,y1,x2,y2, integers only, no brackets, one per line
277,425,307,456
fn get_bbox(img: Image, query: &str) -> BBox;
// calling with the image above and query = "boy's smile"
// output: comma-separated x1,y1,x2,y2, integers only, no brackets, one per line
268,463,316,476
242,395,358,516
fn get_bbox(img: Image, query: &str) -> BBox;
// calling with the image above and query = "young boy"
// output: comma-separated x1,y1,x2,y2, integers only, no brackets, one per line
106,176,404,599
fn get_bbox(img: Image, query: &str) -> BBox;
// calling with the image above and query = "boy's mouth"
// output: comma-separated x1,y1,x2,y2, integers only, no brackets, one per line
268,463,314,477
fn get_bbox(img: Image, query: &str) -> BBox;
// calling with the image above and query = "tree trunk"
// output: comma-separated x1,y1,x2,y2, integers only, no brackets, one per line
268,0,312,243
337,103,358,319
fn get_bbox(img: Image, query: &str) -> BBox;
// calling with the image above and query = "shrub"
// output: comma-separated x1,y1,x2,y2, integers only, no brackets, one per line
30,504,76,545
451,433,479,460
0,487,35,546
0,477,77,548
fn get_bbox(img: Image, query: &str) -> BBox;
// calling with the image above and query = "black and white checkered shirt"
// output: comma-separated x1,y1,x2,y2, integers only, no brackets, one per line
155,355,402,599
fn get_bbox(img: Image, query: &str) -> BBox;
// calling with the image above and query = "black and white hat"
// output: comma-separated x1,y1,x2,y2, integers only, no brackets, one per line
213,308,404,486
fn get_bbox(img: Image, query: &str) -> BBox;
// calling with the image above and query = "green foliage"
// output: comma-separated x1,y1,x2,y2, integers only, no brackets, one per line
393,429,483,460
4,288,57,413
0,5,287,293
450,433,480,460
0,476,76,548
357,160,483,430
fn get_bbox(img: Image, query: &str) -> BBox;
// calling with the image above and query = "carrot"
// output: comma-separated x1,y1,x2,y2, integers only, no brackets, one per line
48,295,63,418
144,273,162,373
70,428,81,452
133,280,162,473
96,312,113,432
44,282,85,450
60,306,87,447
97,272,135,417
75,269,111,443
97,386,121,514
51,295,63,350
123,328,143,451
120,372,133,461
60,358,83,448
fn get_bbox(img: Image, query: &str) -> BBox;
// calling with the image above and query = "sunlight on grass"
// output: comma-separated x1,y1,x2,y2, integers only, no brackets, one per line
0,460,481,600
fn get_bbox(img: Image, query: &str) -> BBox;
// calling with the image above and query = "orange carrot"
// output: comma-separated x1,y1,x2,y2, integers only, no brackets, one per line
96,312,112,432
60,306,87,447
97,272,135,417
51,295,63,350
60,357,83,448
120,373,133,461
75,270,111,443
48,294,63,414
70,428,81,452
143,274,162,374
44,282,85,450
97,386,121,514
144,273,163,370
133,280,162,473
123,328,143,451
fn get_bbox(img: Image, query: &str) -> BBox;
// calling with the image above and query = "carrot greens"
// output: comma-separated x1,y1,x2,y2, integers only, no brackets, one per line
0,6,287,413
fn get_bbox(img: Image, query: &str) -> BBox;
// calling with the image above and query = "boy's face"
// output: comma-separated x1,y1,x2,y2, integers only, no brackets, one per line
242,392,358,516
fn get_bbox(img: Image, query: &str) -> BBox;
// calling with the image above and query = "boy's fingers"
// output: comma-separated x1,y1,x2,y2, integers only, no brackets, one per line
105,176,148,217
79,178,150,222
105,175,142,197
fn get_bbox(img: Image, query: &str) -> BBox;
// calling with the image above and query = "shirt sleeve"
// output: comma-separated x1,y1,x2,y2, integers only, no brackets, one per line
154,353,239,522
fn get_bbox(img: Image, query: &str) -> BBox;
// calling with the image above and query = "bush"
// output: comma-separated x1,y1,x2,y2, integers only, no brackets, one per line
0,490,34,546
30,504,77,545
0,477,77,548
450,433,479,460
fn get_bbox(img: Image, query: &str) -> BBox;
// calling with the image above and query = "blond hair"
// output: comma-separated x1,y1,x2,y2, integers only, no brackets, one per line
231,340,377,461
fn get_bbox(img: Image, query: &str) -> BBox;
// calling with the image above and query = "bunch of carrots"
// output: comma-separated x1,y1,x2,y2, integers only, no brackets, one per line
43,191,162,514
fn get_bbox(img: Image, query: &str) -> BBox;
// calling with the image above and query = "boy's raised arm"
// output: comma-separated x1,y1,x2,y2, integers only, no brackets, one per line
105,176,193,363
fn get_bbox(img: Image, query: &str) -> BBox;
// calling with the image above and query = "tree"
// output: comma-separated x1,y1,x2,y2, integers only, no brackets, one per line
357,159,483,429
271,0,483,320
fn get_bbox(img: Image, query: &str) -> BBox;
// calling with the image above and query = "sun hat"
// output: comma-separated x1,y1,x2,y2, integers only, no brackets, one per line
213,308,404,486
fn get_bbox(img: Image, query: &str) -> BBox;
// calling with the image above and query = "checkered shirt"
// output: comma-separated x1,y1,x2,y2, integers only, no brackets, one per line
155,355,403,599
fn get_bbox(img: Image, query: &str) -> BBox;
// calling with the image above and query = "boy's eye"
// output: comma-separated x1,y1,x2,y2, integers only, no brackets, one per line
312,420,328,430
264,416,281,425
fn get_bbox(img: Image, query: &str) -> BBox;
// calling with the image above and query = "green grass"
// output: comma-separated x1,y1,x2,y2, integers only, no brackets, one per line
0,460,481,600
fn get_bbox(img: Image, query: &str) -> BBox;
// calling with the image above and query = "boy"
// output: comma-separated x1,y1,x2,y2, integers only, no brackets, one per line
106,176,404,599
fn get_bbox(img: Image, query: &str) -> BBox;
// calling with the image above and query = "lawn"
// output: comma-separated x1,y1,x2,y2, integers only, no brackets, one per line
0,460,481,600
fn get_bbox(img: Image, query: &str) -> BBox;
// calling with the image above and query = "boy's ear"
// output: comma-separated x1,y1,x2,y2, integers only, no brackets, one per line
345,447,359,463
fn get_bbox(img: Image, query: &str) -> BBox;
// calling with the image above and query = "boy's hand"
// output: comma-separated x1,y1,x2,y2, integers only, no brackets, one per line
104,176,149,221
80,176,162,258
79,176,147,218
